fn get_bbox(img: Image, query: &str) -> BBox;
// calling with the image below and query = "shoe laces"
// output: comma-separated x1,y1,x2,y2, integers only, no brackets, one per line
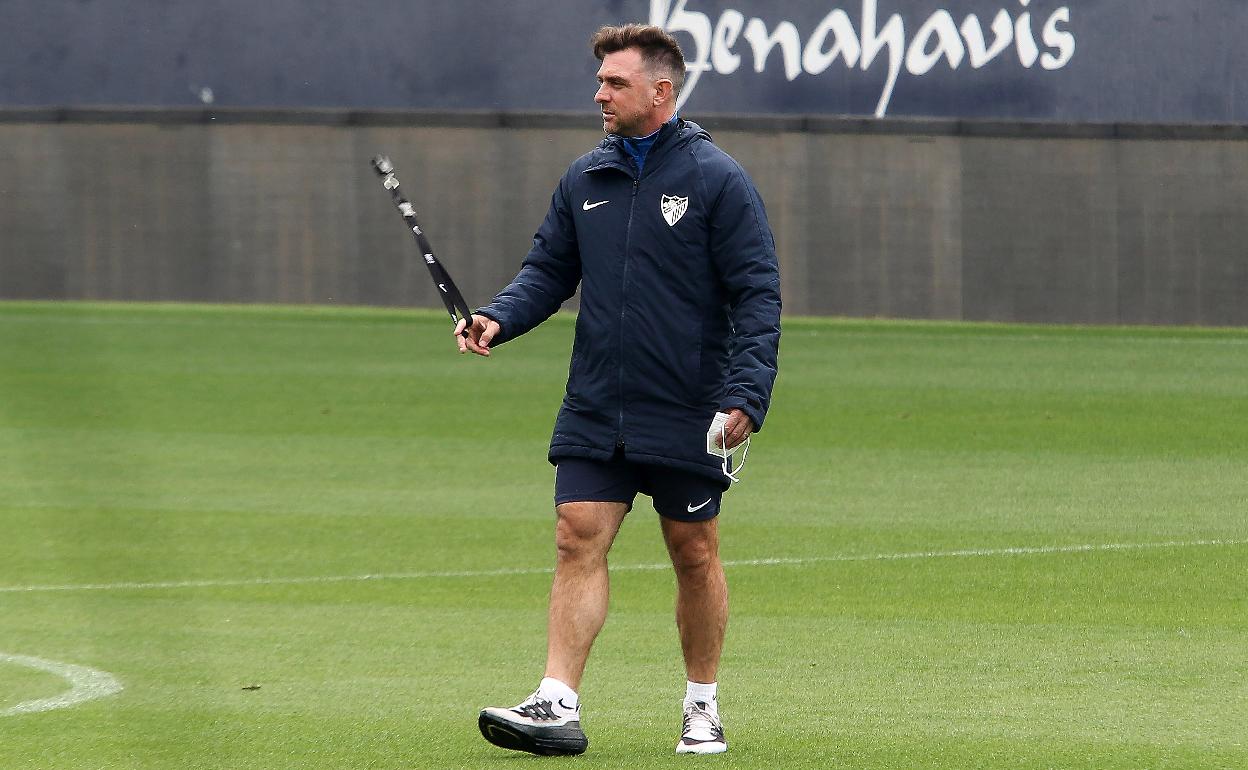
683,700,722,735
513,691,559,721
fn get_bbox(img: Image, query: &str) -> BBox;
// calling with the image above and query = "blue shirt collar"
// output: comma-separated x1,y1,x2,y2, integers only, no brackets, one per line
620,114,678,173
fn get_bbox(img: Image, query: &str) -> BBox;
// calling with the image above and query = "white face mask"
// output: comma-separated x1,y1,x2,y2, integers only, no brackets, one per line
706,412,751,483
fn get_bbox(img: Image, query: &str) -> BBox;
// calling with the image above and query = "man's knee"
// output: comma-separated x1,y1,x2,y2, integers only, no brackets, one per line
554,514,595,559
665,521,720,572
554,502,625,561
672,541,718,573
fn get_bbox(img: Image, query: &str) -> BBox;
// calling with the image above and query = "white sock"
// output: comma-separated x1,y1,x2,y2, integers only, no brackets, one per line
538,677,579,711
685,680,717,707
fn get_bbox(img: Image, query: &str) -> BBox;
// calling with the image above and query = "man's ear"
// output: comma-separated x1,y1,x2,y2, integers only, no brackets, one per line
653,79,674,107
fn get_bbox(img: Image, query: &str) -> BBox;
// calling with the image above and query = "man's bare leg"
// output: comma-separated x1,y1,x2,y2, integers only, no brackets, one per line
660,516,727,684
662,515,729,754
478,501,627,756
544,501,630,690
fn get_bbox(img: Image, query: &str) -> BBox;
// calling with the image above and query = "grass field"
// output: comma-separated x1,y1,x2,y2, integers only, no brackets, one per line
1,301,1246,770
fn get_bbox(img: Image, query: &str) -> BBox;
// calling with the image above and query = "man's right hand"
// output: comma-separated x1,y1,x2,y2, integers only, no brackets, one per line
455,314,501,357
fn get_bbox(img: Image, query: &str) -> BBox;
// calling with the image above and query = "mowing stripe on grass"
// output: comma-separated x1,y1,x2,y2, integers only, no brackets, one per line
5,308,1248,345
0,538,1242,595
0,653,123,716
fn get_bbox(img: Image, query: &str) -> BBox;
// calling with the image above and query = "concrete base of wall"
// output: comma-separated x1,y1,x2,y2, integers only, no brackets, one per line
2,113,1245,326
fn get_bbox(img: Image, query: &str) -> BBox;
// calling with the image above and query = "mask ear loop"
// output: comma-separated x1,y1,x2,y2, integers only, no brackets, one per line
720,423,751,483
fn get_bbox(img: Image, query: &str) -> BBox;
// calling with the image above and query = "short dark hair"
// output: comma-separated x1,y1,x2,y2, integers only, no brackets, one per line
591,24,686,97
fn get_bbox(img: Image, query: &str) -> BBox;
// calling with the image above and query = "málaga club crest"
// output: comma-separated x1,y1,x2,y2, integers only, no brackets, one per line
661,194,689,226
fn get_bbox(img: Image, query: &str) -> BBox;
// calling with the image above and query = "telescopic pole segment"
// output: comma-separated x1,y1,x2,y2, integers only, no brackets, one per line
370,156,475,333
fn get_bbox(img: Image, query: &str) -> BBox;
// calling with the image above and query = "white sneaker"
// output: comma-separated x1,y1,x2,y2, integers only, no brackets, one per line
478,690,588,756
676,700,727,754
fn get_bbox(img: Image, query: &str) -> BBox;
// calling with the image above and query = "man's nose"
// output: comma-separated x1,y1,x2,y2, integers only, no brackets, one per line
594,84,609,103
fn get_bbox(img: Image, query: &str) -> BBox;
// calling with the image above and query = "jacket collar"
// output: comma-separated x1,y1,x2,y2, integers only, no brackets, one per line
584,118,705,177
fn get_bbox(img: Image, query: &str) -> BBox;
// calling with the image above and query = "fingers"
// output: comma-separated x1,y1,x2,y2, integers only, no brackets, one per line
464,319,498,357
479,320,499,349
722,409,753,450
454,314,498,357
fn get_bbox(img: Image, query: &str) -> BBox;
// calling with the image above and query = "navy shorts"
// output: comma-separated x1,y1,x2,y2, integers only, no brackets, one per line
554,451,728,522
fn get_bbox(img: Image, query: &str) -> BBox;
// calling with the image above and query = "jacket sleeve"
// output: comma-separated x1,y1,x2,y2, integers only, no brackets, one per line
475,173,582,345
710,163,782,432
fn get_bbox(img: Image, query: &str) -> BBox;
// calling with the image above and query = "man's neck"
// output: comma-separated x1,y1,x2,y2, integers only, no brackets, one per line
626,108,677,139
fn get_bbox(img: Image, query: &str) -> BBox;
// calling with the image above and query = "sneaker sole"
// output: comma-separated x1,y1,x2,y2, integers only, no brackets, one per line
478,711,588,756
676,740,727,755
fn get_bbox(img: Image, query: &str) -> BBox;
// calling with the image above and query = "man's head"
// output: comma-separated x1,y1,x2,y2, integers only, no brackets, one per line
590,24,686,137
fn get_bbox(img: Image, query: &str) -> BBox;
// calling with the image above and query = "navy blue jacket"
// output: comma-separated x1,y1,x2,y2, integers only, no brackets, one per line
478,118,781,482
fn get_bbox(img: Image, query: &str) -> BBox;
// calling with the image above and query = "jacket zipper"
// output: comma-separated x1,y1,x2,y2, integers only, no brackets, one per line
617,174,640,449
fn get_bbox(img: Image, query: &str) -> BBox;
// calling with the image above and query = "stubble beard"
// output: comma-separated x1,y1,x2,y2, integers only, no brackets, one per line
604,111,642,137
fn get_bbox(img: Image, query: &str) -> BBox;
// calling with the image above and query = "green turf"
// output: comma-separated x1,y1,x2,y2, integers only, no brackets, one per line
1,301,1245,769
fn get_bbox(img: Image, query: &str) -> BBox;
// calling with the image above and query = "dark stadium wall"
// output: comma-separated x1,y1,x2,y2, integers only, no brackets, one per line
1,1,1246,124
2,118,1246,327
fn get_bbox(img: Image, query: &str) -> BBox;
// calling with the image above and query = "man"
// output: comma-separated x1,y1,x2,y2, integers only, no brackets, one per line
460,24,780,757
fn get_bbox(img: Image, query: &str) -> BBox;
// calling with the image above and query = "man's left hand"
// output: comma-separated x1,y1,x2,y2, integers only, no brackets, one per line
717,408,754,450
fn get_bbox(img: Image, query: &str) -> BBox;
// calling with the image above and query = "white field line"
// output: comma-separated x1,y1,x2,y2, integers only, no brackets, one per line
0,539,1243,595
0,653,123,716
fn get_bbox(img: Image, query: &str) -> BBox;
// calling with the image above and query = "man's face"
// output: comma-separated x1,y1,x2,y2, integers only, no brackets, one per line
594,48,659,137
